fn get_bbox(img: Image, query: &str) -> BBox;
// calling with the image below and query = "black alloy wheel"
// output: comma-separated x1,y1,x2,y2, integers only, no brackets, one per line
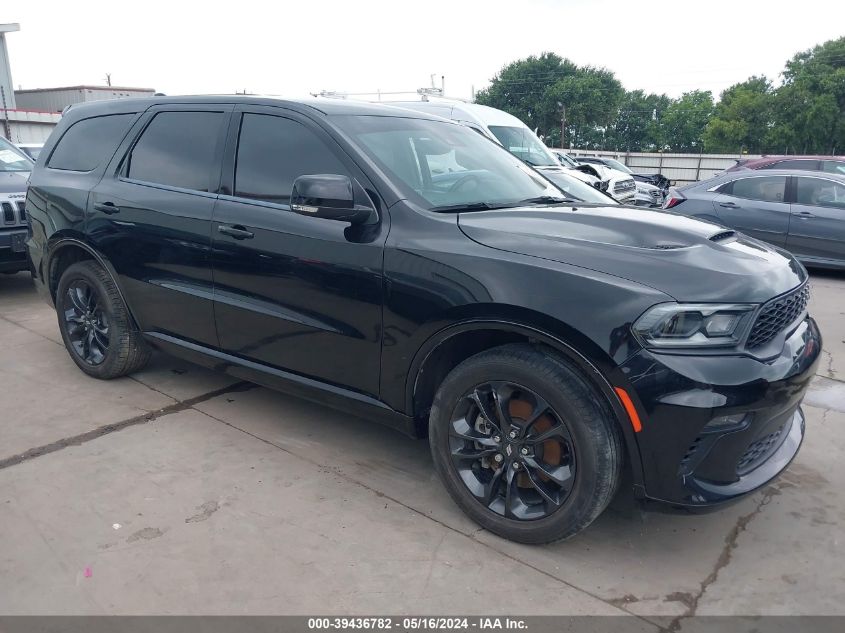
449,381,576,521
62,279,110,365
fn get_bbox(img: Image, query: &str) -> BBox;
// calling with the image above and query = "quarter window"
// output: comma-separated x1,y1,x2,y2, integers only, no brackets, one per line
234,114,349,205
47,114,135,172
795,177,845,209
729,176,786,203
126,111,224,192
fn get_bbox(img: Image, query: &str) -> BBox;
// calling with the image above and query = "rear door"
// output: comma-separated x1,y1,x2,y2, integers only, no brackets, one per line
88,104,232,347
786,175,845,264
712,175,789,246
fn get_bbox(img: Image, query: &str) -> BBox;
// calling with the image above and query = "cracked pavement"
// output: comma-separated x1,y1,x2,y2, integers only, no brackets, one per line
1,270,843,620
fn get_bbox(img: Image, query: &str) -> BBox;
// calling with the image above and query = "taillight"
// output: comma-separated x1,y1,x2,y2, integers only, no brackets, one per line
664,195,685,209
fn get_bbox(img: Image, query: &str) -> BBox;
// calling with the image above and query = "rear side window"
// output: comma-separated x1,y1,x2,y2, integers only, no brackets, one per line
761,159,819,171
234,114,349,205
47,114,135,171
126,111,224,192
795,177,845,209
729,176,786,202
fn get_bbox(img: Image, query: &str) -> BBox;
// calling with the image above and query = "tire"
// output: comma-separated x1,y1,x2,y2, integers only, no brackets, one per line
56,260,151,379
429,343,622,544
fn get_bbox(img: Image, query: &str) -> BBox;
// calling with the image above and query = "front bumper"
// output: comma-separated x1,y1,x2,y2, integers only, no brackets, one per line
622,315,821,507
0,229,29,273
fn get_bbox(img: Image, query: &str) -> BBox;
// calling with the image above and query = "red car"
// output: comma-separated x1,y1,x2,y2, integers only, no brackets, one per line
726,155,845,175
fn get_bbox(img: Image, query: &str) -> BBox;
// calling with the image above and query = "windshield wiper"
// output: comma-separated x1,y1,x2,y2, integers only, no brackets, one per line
430,201,512,212
518,195,574,205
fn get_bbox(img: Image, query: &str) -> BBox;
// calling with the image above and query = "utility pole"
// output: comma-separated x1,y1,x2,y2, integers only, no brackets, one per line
560,105,566,149
105,73,112,87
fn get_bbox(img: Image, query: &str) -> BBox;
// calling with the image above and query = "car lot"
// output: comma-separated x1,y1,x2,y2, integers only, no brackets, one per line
0,270,843,622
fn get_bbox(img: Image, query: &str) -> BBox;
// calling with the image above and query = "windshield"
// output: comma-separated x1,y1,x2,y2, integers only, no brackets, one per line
336,116,566,210
604,158,632,174
487,125,559,167
0,137,34,172
540,170,618,204
556,152,580,168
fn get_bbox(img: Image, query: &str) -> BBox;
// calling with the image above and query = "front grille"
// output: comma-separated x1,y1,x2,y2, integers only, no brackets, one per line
746,284,810,349
16,201,26,222
613,179,636,194
649,189,662,203
736,424,786,475
2,202,14,224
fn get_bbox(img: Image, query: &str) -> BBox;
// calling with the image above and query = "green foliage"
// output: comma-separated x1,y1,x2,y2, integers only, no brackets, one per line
476,36,845,155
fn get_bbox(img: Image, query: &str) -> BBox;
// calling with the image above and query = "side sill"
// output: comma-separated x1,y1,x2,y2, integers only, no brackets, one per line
143,331,419,438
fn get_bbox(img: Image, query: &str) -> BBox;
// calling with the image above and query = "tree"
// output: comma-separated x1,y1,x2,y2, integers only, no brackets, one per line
475,54,623,148
606,90,671,151
659,90,715,152
768,37,845,154
703,76,774,153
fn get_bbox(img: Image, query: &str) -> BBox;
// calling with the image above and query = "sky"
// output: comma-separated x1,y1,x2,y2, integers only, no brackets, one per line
4,0,845,102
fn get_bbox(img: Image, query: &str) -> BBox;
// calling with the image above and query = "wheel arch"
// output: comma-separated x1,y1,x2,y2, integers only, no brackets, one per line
46,237,140,329
407,318,645,489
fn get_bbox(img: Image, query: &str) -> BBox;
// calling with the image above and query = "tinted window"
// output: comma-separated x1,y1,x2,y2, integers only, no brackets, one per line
762,159,819,171
795,177,845,209
730,176,786,202
127,111,224,191
822,160,845,176
47,114,134,172
234,114,349,205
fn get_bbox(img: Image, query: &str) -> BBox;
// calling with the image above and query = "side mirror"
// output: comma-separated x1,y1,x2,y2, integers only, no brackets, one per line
290,174,377,225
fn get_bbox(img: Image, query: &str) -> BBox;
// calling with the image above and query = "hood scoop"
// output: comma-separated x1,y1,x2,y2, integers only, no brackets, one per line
709,230,737,242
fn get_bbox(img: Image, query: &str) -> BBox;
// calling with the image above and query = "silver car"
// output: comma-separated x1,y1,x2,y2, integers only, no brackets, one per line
665,169,845,269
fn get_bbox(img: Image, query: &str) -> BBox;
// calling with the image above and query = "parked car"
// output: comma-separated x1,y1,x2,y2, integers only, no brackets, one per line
726,155,845,175
665,169,845,269
552,150,609,188
536,168,619,204
27,96,820,543
551,151,636,203
381,98,613,193
0,137,32,274
633,181,664,207
576,155,671,191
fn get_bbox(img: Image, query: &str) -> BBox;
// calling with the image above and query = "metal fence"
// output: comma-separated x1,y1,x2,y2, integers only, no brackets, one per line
557,149,764,185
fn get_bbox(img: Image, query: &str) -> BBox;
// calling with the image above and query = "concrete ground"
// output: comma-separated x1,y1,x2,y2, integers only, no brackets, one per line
0,269,843,624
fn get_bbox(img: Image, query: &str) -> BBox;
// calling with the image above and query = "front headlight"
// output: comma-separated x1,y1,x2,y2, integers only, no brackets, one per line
633,303,757,349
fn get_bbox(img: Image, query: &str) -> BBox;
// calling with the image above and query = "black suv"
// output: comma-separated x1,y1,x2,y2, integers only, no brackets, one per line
26,97,821,543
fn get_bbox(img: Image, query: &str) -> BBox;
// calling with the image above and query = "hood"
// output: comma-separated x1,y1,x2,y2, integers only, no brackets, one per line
458,205,806,303
0,170,29,194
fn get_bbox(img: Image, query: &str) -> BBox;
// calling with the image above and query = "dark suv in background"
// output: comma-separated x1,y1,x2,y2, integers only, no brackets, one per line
25,97,821,543
0,137,32,274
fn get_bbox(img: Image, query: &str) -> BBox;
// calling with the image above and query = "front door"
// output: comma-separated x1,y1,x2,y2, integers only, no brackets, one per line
211,108,387,397
786,175,845,264
713,175,789,247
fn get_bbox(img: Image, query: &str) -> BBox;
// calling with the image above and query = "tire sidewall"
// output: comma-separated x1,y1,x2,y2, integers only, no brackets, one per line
56,262,126,379
429,348,616,543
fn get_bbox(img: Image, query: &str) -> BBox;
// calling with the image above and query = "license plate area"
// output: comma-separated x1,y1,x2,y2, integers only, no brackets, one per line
11,232,26,253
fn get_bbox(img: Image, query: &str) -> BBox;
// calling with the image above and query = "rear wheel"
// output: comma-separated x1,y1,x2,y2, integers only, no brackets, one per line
56,260,151,379
429,344,622,544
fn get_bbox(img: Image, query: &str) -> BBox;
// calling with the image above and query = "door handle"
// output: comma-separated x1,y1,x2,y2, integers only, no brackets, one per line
93,202,120,215
218,224,255,240
796,211,816,219
719,202,739,208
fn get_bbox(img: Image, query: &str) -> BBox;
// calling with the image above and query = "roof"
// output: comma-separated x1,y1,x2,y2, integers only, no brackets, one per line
383,98,527,128
15,85,156,94
59,95,447,121
745,155,845,162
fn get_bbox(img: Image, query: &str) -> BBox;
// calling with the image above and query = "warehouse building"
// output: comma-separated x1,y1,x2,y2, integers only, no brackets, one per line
15,85,156,112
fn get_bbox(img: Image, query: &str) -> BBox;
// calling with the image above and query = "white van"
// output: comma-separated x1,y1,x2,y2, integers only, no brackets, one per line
385,98,634,203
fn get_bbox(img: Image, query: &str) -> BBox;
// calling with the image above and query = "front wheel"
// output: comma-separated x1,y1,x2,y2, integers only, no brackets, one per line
56,260,151,379
429,344,622,544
